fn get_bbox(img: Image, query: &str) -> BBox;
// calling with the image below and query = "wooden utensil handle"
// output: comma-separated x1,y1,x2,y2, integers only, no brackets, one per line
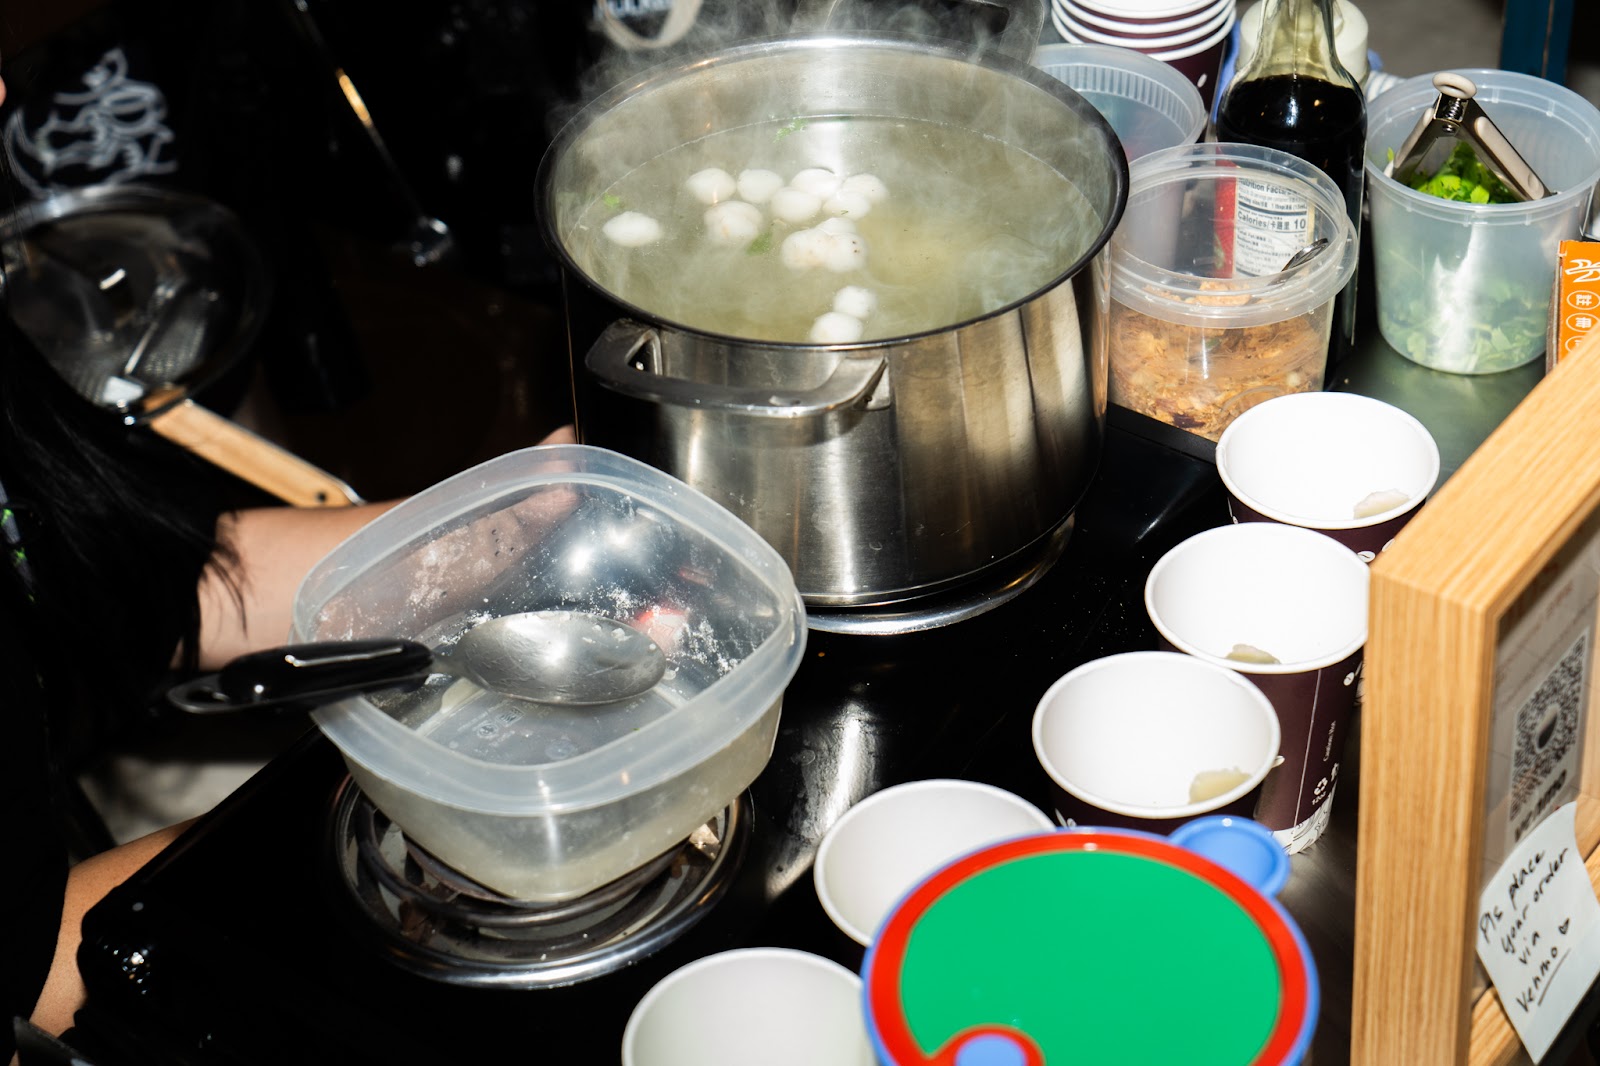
148,399,364,508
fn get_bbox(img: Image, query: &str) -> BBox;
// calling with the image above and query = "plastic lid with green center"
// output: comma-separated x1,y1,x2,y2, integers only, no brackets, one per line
862,824,1316,1065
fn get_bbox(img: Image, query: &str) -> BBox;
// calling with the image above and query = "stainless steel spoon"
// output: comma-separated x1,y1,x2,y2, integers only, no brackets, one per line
167,610,669,714
1280,237,1330,273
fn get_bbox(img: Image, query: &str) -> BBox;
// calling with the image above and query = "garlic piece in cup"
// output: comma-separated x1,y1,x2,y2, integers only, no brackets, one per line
1215,391,1441,561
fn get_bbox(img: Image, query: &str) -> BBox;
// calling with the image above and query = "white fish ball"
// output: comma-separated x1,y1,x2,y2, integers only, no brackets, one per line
780,228,832,270
770,187,822,224
810,311,865,344
816,216,857,236
790,167,843,199
823,232,868,273
842,173,889,202
685,167,737,205
602,211,664,247
703,200,764,245
833,285,877,320
737,168,784,204
823,191,873,219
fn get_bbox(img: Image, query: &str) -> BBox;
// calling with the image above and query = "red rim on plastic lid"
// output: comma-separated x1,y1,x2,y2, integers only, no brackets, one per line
861,828,1317,1065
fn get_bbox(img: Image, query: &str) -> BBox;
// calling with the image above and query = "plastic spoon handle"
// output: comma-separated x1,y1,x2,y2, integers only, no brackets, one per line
167,638,435,714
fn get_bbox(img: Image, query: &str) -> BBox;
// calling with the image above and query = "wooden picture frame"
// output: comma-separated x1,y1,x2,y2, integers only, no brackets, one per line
1353,331,1600,1065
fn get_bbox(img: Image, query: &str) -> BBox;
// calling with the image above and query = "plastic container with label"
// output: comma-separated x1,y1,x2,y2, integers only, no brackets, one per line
295,445,807,901
1108,141,1359,442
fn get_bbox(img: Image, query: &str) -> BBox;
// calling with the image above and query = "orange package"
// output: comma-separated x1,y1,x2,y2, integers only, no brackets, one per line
1550,240,1600,367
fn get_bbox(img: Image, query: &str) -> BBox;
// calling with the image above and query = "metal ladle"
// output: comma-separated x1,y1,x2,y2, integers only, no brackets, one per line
168,610,669,715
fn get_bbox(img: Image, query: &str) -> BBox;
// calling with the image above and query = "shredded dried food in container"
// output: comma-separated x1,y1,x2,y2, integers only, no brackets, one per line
1109,286,1329,441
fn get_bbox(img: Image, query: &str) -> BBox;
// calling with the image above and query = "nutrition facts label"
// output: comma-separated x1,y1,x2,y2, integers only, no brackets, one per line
1231,177,1315,278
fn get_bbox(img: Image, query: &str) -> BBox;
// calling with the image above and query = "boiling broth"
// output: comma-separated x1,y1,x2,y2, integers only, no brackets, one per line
564,116,1101,343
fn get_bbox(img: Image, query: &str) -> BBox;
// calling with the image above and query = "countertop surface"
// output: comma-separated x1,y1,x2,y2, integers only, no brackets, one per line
65,309,1553,1066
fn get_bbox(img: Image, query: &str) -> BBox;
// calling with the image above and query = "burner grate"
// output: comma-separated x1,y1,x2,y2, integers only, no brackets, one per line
330,779,749,988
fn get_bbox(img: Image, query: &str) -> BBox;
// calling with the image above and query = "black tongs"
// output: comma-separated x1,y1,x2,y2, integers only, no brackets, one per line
1384,72,1552,202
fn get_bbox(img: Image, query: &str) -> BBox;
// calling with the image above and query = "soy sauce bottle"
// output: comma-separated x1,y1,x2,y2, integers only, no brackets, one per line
1215,0,1366,356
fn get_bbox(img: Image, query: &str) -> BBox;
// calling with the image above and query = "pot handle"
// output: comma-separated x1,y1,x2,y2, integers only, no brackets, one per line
585,320,888,419
791,0,1046,62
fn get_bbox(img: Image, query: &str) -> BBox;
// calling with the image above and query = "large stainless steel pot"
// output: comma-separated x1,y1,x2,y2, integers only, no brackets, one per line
537,31,1127,633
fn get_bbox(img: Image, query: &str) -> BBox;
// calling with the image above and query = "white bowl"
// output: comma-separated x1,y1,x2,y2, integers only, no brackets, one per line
623,948,874,1066
813,779,1053,945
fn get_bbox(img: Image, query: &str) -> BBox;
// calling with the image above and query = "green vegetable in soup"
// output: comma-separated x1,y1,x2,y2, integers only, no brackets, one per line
774,117,808,142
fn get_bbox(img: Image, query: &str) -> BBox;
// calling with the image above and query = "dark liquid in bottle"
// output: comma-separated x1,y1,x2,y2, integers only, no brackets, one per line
1216,73,1366,227
1216,72,1366,353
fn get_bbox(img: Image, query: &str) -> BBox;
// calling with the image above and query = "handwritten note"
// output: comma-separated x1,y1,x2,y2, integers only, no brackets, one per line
1477,802,1600,1062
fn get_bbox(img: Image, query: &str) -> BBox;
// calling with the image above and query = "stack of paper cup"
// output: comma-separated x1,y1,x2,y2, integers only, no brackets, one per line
1052,0,1238,109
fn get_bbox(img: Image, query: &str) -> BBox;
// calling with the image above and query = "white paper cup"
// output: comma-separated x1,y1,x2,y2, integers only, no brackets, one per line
1216,391,1441,560
622,948,874,1066
1144,524,1369,852
813,779,1053,947
1032,651,1282,832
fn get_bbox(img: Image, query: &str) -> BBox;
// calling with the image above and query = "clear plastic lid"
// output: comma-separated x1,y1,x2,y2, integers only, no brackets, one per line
1111,142,1359,328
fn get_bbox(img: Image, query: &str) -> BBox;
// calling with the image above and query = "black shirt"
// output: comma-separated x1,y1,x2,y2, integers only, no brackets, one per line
0,550,70,1062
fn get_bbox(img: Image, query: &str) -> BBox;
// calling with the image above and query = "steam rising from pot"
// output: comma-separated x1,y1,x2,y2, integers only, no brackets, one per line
554,0,1018,138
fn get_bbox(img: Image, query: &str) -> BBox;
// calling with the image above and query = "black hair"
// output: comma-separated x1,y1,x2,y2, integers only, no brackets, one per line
0,307,236,764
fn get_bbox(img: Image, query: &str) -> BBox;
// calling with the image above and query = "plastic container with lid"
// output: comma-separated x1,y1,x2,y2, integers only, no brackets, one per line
1032,42,1208,159
1365,69,1600,374
1108,141,1359,442
296,444,807,901
862,817,1318,1064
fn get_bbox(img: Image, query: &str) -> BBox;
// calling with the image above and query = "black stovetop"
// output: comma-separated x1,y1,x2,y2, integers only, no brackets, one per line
63,425,1230,1065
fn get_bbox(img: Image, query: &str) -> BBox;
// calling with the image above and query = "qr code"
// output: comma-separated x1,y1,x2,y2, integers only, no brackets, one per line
1509,630,1589,827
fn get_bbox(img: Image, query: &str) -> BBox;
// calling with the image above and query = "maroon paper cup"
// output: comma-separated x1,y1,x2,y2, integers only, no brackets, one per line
1215,392,1441,561
1063,0,1223,23
1060,0,1231,35
1149,18,1235,110
1031,651,1282,835
1055,1,1233,47
1144,523,1369,852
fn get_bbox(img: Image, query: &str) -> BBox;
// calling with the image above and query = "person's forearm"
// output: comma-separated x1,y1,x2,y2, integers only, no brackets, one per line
196,502,401,670
196,428,576,671
29,821,190,1045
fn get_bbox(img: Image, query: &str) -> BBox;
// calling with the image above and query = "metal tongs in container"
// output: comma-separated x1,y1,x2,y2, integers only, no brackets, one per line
1384,72,1553,202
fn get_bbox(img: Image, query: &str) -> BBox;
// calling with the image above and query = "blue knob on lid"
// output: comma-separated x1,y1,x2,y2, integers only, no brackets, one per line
1170,816,1290,897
